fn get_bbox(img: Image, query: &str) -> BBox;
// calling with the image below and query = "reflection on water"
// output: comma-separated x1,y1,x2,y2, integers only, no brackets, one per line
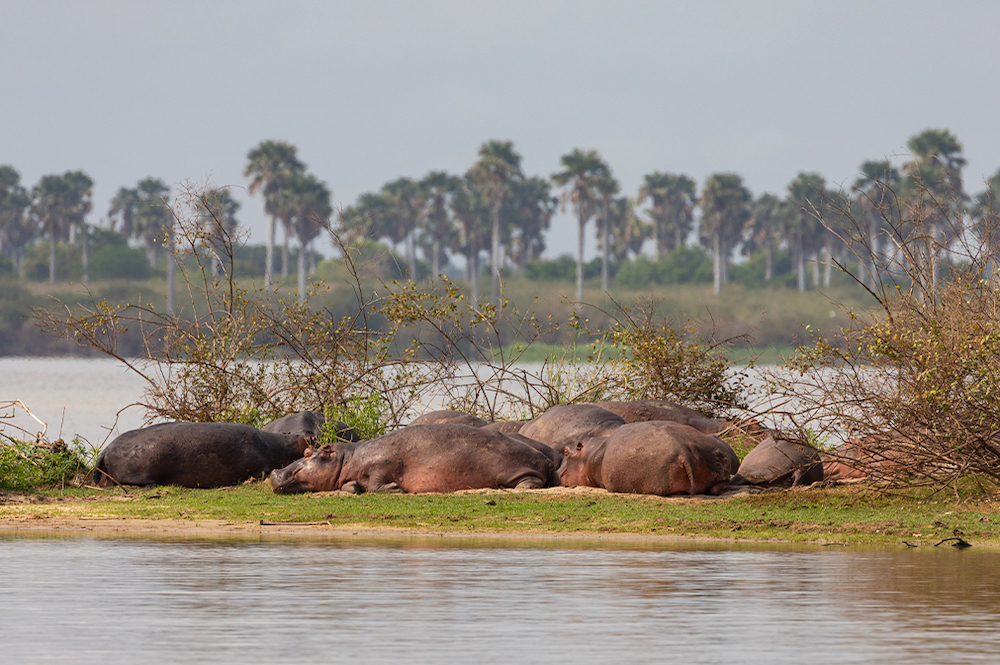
1,534,998,664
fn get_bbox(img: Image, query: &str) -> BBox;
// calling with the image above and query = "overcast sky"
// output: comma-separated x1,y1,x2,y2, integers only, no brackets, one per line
3,1,998,262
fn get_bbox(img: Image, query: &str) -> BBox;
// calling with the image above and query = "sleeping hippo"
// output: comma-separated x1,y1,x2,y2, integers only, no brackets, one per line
480,420,525,433
731,436,823,487
559,421,734,496
408,409,490,428
519,404,625,453
591,400,732,434
262,410,360,442
93,422,312,488
269,423,559,494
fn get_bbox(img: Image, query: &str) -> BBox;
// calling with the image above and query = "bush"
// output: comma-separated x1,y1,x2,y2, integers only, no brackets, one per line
90,245,151,280
614,246,712,288
523,255,606,281
0,438,90,491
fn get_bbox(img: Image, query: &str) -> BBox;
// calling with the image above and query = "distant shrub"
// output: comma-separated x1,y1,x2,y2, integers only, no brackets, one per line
90,245,151,280
614,246,712,288
523,255,606,281
730,250,795,288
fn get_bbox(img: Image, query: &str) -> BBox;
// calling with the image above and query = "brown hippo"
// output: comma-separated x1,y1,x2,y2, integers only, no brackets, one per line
269,423,559,494
519,404,625,453
560,421,734,496
591,400,728,433
93,422,312,488
481,420,525,434
408,409,489,428
262,410,360,442
731,436,823,487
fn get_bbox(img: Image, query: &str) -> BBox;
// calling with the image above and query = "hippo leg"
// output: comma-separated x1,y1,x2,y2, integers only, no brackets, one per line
369,481,403,493
341,480,363,494
513,476,545,490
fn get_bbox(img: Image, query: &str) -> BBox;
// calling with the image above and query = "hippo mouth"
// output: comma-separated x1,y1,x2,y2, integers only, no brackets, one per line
269,467,303,494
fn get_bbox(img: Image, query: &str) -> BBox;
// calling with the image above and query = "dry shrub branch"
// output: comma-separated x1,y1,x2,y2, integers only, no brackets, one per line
769,178,1000,495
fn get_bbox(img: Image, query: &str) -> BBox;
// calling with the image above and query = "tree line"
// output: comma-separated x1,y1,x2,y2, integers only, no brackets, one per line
3,128,998,304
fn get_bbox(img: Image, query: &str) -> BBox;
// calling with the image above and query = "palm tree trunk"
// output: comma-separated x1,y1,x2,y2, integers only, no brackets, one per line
491,202,501,305
49,228,57,283
432,238,440,277
823,240,833,287
407,230,417,279
812,252,820,288
796,239,806,292
298,237,307,303
281,224,290,277
167,229,176,315
765,243,773,282
712,232,722,296
81,223,89,284
265,216,275,290
470,248,480,302
576,215,585,303
601,205,609,292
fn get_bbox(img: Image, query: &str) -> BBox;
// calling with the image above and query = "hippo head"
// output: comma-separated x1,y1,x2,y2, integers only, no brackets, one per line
558,438,606,488
269,443,344,494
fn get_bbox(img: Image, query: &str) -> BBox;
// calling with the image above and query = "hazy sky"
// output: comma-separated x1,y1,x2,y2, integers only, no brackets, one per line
3,1,999,261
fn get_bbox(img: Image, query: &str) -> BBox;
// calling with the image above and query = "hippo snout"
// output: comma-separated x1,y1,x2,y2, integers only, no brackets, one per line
269,467,293,493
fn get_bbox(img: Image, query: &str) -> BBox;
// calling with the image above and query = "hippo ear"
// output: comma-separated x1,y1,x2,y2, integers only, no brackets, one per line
303,447,314,458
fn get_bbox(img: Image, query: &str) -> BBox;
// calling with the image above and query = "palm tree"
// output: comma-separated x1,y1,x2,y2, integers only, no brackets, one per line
782,173,827,291
852,160,901,289
244,140,305,290
552,149,609,303
742,193,782,283
637,172,697,258
132,178,172,265
470,140,524,305
381,177,423,279
198,187,241,278
0,166,34,277
451,175,490,302
902,129,967,296
699,173,750,296
606,196,650,264
30,170,93,283
502,176,557,269
419,171,462,278
280,173,331,302
595,171,621,291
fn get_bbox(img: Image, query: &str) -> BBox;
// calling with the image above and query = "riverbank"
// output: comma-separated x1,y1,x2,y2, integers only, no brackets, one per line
2,482,998,547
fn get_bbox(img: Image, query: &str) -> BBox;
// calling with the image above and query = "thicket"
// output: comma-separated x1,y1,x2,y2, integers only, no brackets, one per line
768,181,1000,496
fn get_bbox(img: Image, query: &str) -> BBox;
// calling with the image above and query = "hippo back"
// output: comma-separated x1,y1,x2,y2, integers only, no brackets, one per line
95,422,309,488
520,404,625,452
408,410,489,428
732,436,823,487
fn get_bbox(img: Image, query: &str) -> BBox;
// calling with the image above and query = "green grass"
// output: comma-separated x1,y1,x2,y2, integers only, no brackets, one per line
4,483,999,547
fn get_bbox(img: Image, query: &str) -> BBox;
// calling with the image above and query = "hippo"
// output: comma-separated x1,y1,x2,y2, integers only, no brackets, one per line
262,410,360,442
591,400,732,434
560,421,734,496
269,423,559,494
731,436,823,487
519,404,625,453
480,420,525,434
408,409,489,428
93,422,312,488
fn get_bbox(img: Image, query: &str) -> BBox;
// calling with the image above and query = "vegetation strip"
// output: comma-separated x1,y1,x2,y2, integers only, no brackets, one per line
2,483,998,547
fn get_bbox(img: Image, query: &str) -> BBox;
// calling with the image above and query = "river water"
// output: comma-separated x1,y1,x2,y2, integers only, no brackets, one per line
2,533,998,664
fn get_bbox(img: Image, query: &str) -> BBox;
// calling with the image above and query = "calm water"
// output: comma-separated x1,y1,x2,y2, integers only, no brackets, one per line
1,533,998,664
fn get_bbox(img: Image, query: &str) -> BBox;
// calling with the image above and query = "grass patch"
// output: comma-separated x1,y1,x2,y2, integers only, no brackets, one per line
3,484,999,547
